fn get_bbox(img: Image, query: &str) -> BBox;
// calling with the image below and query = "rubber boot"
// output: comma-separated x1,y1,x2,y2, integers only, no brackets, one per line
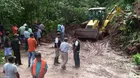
54,57,57,65
54,57,60,65
56,57,60,64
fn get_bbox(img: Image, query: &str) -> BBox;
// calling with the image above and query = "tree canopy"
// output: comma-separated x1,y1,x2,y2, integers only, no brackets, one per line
0,0,137,31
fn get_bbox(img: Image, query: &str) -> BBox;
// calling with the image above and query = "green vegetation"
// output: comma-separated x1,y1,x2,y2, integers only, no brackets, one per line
133,54,140,65
0,50,4,64
0,0,136,32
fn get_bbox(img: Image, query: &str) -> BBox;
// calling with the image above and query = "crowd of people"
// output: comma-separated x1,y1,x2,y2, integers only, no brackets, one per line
1,22,81,78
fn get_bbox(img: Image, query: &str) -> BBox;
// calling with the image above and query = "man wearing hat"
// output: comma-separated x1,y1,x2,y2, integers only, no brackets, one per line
60,37,70,69
54,32,61,65
11,34,22,65
3,56,20,78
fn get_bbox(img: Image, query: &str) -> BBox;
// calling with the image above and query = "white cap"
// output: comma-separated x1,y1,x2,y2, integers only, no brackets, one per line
23,23,27,26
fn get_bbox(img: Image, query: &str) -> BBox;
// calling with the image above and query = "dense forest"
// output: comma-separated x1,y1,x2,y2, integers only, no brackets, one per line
0,0,136,32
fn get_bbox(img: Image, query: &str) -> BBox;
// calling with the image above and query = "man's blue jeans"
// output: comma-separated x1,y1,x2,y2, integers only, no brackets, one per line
28,52,35,67
25,38,28,51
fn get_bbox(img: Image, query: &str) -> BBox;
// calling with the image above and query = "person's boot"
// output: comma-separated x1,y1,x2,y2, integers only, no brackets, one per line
56,57,60,64
54,58,57,65
28,63,30,68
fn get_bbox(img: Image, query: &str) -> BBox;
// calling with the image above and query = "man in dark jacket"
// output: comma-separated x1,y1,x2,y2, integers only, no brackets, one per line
11,34,22,65
54,32,61,65
73,37,80,68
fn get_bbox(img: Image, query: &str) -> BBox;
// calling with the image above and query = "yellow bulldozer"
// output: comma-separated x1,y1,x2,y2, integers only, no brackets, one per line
74,5,125,40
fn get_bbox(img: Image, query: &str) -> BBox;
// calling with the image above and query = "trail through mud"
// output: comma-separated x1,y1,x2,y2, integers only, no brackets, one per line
0,40,139,78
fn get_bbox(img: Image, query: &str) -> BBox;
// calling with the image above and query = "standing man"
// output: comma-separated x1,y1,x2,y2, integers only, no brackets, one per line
39,23,45,36
73,37,80,68
4,31,12,62
39,23,45,31
34,20,39,29
18,23,27,44
57,24,61,32
24,27,30,51
3,56,20,78
11,34,22,65
60,37,70,69
54,32,61,65
28,34,37,67
28,25,33,34
36,28,42,46
12,24,18,35
33,28,37,40
61,24,65,41
31,52,48,78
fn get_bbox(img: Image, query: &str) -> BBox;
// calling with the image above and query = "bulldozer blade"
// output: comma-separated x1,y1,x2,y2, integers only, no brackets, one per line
74,29,99,39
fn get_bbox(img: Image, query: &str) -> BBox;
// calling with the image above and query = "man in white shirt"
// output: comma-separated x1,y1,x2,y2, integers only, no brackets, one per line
3,56,20,78
61,25,65,41
60,37,70,69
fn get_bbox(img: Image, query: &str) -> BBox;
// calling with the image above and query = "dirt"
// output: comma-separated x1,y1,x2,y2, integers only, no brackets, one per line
133,1,140,16
0,40,139,78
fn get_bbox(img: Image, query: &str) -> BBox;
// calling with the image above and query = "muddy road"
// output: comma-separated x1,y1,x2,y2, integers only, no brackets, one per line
0,40,139,78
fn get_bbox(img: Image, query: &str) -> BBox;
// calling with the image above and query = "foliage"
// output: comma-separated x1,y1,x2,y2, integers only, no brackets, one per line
132,53,140,65
0,0,134,31
0,0,101,32
0,50,4,64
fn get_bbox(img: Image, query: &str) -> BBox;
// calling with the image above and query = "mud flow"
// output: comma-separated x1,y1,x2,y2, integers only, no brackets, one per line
0,39,139,78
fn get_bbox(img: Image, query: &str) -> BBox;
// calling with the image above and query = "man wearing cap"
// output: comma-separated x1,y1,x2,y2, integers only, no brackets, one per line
11,34,22,65
60,37,70,69
3,56,20,78
54,32,61,65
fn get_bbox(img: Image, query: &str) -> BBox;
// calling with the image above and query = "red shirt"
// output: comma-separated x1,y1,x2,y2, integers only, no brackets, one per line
12,26,18,34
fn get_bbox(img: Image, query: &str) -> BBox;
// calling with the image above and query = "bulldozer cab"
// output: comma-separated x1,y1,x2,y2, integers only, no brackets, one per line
86,7,106,29
89,7,106,20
